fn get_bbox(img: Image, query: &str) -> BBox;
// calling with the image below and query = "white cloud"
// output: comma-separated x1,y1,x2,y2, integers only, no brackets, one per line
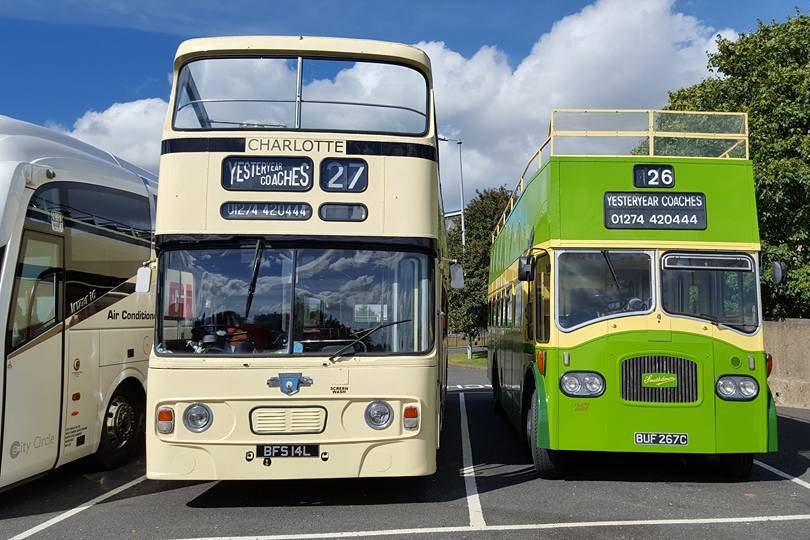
56,0,735,203
57,98,167,173
431,0,736,208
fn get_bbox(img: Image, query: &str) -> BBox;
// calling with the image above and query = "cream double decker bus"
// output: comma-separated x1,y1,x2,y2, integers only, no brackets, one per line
145,36,452,480
0,116,156,490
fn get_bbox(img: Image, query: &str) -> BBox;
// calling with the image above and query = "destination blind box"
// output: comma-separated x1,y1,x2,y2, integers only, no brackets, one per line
604,192,707,230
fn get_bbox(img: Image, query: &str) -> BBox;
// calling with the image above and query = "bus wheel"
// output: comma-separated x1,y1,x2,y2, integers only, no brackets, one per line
527,389,564,479
719,453,753,479
96,385,144,470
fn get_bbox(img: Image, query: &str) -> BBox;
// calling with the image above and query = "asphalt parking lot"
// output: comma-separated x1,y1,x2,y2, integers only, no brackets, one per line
2,365,810,539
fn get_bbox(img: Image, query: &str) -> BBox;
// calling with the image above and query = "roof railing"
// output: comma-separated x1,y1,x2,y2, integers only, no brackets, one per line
491,109,749,241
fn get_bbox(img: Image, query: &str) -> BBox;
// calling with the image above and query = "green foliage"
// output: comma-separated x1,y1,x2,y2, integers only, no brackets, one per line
666,11,810,318
447,187,511,335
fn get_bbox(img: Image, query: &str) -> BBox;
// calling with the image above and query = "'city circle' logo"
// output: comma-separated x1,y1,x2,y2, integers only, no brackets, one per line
73,358,81,371
9,440,21,459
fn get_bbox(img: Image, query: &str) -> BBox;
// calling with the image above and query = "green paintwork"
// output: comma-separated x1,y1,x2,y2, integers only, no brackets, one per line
642,373,678,388
489,156,758,281
532,362,551,448
487,153,771,455
530,331,769,453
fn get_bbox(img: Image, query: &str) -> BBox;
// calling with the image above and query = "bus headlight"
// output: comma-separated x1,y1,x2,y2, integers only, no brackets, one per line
364,400,394,430
560,372,605,397
183,403,213,432
716,376,759,401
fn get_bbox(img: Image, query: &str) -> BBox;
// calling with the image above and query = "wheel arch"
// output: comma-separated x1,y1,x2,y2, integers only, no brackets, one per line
94,368,146,451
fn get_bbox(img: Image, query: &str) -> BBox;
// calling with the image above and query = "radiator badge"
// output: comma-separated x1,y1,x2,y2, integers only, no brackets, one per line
642,373,678,388
268,373,313,396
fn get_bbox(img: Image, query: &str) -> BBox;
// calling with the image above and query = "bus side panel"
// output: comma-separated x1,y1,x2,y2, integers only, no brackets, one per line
59,329,100,465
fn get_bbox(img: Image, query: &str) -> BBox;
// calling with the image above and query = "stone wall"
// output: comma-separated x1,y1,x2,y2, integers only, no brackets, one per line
765,319,810,408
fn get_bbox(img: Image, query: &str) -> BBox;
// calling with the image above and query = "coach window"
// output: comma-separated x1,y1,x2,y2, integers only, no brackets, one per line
514,284,523,332
536,254,550,342
8,232,62,350
59,184,151,316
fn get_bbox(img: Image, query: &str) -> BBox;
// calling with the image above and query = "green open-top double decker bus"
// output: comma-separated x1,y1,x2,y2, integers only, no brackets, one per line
487,109,777,478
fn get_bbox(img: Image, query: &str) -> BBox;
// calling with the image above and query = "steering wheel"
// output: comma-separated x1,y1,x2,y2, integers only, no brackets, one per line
193,323,256,342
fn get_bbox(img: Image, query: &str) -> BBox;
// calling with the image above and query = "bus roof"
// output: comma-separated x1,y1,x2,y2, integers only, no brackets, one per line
0,115,157,194
174,36,432,80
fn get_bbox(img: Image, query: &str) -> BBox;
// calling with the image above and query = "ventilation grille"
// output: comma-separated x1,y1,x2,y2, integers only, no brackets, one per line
250,407,327,434
621,356,698,403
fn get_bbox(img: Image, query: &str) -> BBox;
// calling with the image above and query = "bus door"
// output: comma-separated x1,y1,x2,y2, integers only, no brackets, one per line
1,231,64,484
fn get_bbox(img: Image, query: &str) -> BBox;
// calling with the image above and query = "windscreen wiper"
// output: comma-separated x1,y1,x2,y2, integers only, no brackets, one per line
244,239,265,319
601,250,623,293
696,312,736,331
329,319,413,363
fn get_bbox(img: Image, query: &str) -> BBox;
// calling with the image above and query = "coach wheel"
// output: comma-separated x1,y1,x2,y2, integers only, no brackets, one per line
527,388,565,479
719,453,753,479
96,385,144,470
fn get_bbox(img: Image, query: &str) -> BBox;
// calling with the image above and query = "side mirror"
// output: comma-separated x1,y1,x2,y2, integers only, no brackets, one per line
450,263,465,289
518,255,535,282
771,261,787,285
135,266,152,293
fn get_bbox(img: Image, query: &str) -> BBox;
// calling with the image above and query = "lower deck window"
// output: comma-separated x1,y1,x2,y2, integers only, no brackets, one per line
157,246,433,356
557,250,653,330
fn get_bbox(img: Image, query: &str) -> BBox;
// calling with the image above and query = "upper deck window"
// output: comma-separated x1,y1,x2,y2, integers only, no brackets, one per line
173,57,429,136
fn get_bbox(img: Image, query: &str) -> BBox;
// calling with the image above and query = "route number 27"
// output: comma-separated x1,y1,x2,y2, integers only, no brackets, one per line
633,164,675,188
321,159,368,192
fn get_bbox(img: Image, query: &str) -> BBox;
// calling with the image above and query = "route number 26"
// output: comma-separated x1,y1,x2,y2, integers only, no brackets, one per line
633,165,675,188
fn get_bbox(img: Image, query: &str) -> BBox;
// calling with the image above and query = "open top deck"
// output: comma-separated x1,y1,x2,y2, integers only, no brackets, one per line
489,110,757,280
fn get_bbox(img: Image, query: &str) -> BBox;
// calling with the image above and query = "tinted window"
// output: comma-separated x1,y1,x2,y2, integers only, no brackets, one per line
8,232,62,349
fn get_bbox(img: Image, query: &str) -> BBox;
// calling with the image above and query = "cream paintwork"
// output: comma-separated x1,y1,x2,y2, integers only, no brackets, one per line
57,278,155,467
149,37,446,480
148,362,438,479
0,115,157,490
157,147,438,239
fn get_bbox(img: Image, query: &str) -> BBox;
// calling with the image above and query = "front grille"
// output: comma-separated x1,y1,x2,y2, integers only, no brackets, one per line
250,407,327,434
621,356,698,403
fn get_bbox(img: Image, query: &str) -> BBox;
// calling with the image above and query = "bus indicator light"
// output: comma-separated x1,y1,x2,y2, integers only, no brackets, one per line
766,353,774,377
403,405,419,430
157,407,175,434
536,350,546,375
71,393,81,401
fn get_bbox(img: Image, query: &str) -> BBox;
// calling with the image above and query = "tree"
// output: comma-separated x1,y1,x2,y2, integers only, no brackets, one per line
448,187,511,356
665,11,810,318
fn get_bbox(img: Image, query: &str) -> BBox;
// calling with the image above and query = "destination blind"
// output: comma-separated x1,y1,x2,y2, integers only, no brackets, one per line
604,192,707,230
222,156,313,191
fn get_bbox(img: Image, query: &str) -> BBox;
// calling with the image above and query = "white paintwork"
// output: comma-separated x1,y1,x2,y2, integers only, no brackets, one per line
0,115,157,490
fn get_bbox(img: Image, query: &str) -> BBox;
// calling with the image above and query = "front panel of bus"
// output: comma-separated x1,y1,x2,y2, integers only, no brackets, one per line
147,46,446,480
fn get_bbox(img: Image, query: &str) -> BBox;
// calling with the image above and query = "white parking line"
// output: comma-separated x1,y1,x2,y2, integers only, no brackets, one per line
755,460,810,490
458,392,486,528
180,513,810,539
9,475,147,540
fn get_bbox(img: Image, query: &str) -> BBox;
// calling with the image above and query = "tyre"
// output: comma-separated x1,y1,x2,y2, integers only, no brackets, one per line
527,388,564,479
95,385,144,470
719,453,753,479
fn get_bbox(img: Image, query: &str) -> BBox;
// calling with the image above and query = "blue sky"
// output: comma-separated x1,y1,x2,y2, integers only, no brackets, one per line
1,0,801,127
0,0,805,205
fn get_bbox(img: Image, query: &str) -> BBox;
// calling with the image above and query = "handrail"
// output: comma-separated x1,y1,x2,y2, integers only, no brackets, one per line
491,109,749,241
